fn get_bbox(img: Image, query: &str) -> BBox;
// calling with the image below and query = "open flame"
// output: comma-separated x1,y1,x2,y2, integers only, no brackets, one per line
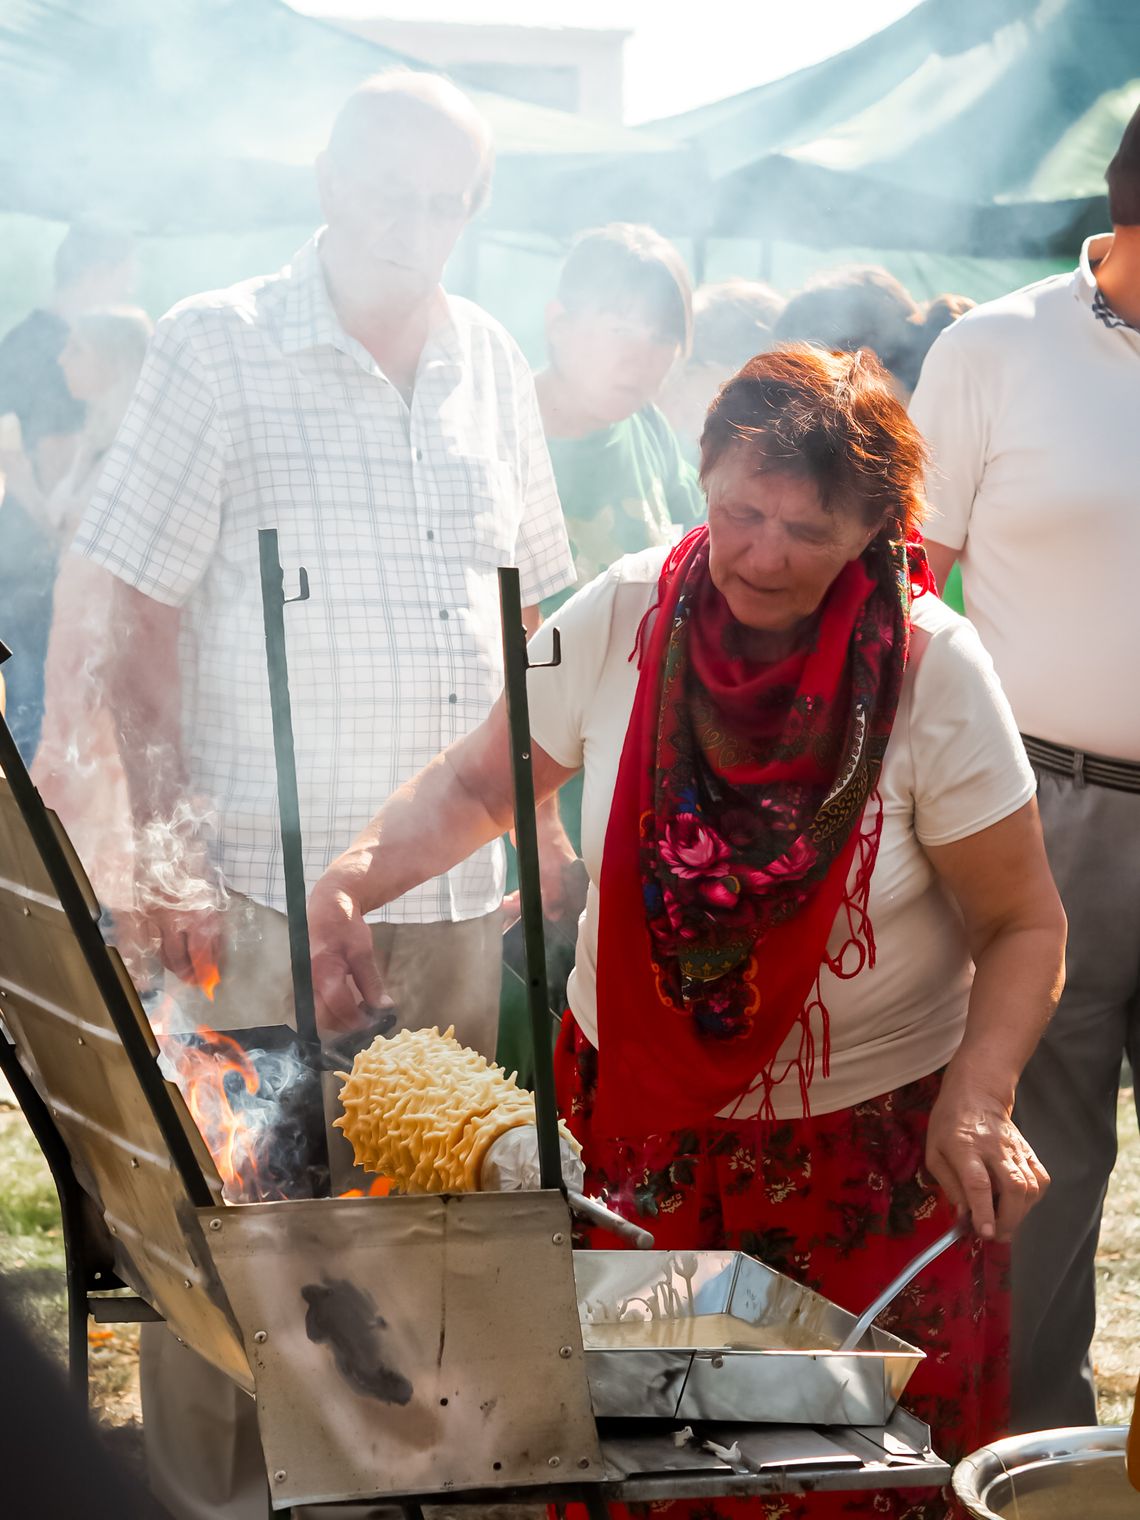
178,1027,264,1200
150,967,389,1204
151,979,300,1204
339,1178,392,1198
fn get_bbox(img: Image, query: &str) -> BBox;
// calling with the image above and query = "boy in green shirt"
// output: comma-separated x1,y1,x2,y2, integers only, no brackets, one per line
534,223,703,614
500,226,701,1075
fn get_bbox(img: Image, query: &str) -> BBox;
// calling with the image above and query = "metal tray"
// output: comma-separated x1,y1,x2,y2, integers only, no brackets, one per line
576,1250,923,1427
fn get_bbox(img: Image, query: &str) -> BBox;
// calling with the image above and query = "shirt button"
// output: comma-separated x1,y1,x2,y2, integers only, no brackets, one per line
448,693,457,705
439,609,449,621
426,529,434,541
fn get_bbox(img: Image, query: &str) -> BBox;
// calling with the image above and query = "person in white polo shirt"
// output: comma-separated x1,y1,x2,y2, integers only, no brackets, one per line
65,70,575,1520
910,100,1140,1433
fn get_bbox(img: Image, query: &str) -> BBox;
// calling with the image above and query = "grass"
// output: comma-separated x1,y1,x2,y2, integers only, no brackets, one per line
0,1086,1136,1443
0,1105,142,1431
1092,1086,1140,1425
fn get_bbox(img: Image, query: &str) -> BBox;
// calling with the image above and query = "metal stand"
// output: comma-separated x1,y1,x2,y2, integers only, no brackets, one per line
257,529,330,1190
497,567,563,1190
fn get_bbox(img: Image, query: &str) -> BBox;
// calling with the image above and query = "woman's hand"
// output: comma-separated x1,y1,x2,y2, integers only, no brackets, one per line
925,1070,1049,1241
308,872,389,1036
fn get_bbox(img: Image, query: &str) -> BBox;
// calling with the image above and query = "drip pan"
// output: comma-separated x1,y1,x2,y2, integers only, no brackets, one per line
576,1250,923,1427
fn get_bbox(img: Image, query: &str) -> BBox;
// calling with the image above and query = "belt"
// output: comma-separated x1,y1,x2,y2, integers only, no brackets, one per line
1021,733,1140,794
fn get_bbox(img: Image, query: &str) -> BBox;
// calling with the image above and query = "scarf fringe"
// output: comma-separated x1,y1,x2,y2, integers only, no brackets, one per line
731,790,884,1124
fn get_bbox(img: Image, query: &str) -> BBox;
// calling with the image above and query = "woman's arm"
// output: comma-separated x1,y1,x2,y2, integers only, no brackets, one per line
307,696,578,1031
922,798,1066,1240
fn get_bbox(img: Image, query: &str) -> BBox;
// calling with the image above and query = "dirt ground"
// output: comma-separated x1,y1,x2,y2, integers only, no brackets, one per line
1,1085,1137,1489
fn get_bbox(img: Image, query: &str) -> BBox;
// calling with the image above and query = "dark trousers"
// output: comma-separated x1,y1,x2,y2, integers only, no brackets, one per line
1011,765,1140,1431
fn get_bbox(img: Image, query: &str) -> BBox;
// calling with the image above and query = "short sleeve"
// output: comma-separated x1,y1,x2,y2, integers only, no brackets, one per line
512,358,575,608
525,565,619,771
910,609,1035,847
71,313,225,607
909,325,990,554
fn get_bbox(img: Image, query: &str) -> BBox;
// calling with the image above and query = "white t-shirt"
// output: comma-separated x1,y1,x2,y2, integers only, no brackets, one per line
526,547,1035,1118
910,234,1140,761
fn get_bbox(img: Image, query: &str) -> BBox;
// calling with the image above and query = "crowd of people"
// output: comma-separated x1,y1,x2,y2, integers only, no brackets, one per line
1,63,1138,1520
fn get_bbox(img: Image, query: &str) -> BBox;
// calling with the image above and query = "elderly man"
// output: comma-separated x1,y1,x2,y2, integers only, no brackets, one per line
73,71,574,1057
911,101,1140,1433
69,71,574,1519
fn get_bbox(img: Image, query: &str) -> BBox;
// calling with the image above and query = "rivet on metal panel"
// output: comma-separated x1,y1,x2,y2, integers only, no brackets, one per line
109,1224,117,1236
22,905,30,916
711,1355,725,1369
176,1337,185,1345
208,1218,222,1231
273,1471,287,1484
129,1157,139,1169
552,1232,565,1245
183,1279,192,1289
253,1331,268,1344
578,1459,591,1470
559,1345,573,1359
548,1456,561,1469
76,1036,85,1046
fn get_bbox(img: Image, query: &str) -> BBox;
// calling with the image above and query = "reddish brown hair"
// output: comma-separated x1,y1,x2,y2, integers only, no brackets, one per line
699,343,928,543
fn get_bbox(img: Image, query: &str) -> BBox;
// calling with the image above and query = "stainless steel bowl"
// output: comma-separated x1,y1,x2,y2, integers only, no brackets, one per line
953,1425,1138,1518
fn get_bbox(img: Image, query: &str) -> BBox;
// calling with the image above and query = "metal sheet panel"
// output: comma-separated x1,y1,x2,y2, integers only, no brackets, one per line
0,783,251,1389
201,1190,603,1509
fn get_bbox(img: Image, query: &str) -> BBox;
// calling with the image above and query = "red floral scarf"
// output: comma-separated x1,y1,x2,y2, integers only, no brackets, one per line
592,524,932,1138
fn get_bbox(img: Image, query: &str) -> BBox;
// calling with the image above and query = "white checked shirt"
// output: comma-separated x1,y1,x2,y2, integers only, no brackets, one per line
73,235,574,921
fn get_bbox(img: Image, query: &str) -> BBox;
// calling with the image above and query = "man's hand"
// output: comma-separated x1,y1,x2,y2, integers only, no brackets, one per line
308,876,389,1036
925,1071,1049,1241
141,897,227,991
133,819,227,991
501,844,588,928
528,796,588,924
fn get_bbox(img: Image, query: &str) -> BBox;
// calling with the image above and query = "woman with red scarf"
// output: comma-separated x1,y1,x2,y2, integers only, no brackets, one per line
310,346,1065,1518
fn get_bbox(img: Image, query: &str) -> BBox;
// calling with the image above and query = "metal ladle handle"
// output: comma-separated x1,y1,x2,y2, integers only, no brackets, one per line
839,1217,969,1351
567,1189,655,1249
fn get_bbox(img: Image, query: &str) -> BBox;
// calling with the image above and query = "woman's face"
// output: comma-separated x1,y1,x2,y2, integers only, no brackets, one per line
705,447,875,633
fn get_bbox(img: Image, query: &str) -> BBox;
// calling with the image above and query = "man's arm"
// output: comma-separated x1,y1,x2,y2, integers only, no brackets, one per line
108,580,187,826
103,580,225,984
924,539,960,594
68,313,227,982
909,324,990,592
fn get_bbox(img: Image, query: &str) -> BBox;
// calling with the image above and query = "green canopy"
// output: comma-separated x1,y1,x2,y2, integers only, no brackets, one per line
0,0,699,237
649,0,1140,256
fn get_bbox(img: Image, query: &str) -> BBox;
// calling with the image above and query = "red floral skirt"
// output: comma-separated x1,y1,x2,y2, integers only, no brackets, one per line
555,1015,1010,1520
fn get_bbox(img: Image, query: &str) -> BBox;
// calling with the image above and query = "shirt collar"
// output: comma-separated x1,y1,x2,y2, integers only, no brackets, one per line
278,229,463,379
279,232,350,357
1074,232,1114,302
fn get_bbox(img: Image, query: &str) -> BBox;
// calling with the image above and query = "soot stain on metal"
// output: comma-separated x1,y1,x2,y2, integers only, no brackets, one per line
301,1278,414,1406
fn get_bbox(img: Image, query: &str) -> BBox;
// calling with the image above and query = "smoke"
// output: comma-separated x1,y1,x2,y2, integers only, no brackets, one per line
132,791,228,917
